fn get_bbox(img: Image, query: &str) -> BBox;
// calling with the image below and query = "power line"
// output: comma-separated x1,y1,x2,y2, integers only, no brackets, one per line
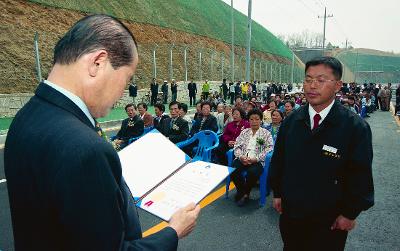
297,0,319,16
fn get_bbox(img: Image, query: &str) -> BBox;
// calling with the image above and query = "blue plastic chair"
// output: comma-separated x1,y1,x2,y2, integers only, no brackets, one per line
225,149,273,207
128,126,154,144
360,105,367,118
176,130,219,162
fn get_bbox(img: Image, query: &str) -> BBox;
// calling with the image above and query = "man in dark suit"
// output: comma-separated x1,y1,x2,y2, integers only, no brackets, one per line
128,81,137,104
190,101,218,136
153,103,170,133
171,79,178,102
150,78,159,105
162,80,169,104
160,101,189,143
4,14,200,251
220,78,228,101
188,79,197,106
269,57,374,251
112,103,144,149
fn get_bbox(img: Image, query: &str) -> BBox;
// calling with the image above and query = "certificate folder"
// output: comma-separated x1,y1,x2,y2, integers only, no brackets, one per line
118,129,233,221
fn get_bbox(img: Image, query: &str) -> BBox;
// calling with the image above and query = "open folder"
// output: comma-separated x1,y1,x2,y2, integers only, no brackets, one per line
118,129,233,221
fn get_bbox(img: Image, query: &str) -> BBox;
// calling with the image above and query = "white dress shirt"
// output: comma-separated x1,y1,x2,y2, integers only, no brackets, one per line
44,80,95,127
308,99,335,129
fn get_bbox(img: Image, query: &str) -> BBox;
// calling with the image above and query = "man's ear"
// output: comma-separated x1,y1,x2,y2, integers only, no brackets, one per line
88,50,109,77
335,80,343,93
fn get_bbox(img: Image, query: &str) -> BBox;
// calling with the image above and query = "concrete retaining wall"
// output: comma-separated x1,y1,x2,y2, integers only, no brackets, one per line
0,81,222,117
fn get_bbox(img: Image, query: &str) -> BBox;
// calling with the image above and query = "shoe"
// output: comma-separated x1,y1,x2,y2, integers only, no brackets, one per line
236,194,249,207
234,191,244,202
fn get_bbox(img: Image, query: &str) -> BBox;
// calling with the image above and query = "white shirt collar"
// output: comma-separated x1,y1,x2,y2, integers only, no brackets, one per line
308,99,335,129
43,80,95,127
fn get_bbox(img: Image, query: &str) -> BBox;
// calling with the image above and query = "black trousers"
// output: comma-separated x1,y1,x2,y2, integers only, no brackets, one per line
163,92,168,104
279,214,348,251
230,158,263,195
171,92,177,102
230,93,235,105
189,94,196,106
214,140,232,166
223,92,228,101
151,94,157,105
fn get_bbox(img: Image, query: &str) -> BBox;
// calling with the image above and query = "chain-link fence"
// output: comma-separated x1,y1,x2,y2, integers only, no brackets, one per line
0,23,305,94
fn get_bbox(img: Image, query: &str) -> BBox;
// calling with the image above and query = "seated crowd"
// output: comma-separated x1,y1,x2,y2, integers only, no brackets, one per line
111,79,385,206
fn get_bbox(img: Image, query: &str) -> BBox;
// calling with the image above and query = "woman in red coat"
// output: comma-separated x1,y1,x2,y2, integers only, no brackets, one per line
215,107,250,165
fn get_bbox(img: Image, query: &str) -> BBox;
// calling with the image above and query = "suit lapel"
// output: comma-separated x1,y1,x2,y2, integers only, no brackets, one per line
35,82,94,129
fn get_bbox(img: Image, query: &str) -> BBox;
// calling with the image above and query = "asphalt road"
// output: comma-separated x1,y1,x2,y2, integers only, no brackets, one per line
1,110,400,251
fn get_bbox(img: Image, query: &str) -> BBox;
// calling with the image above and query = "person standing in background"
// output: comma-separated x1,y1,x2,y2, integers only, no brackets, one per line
162,80,169,104
150,77,158,106
128,80,137,105
188,79,197,106
171,79,178,102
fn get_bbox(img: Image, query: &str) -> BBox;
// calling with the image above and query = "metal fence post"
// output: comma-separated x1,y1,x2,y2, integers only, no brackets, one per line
221,52,225,80
265,62,268,81
253,59,256,81
169,44,174,80
152,47,157,79
184,47,188,83
270,64,273,82
34,32,42,82
199,50,202,81
210,50,214,80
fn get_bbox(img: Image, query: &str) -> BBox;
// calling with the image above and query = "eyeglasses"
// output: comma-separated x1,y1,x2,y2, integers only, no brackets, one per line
303,78,337,85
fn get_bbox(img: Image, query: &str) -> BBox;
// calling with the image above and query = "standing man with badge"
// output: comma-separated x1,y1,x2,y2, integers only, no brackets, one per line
269,57,374,251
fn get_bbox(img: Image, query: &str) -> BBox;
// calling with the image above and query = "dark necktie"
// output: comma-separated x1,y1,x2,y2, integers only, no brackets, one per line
312,114,321,130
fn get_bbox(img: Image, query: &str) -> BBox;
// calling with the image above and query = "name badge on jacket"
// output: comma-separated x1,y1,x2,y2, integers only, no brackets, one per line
322,144,341,159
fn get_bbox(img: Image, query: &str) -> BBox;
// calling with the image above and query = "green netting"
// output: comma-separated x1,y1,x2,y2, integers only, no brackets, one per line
336,50,400,73
29,0,292,59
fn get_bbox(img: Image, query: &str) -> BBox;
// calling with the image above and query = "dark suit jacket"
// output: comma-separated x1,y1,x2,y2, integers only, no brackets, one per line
154,114,170,132
190,115,218,136
161,83,168,94
188,82,197,96
150,83,158,95
128,84,137,97
171,83,178,94
116,115,144,142
160,117,189,143
269,101,374,220
4,82,178,251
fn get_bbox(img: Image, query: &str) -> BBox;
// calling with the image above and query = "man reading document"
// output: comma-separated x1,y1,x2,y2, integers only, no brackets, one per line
5,15,199,251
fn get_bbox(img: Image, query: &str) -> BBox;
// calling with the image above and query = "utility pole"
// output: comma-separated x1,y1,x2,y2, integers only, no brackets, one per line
231,0,235,82
353,50,359,82
291,51,295,84
318,7,333,55
245,0,252,82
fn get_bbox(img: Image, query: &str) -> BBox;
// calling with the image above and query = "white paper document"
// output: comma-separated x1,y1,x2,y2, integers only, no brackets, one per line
118,129,233,221
118,130,188,199
138,161,231,221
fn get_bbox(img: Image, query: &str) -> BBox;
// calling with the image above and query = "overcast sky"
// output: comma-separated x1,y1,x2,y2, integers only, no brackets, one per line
221,0,400,53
